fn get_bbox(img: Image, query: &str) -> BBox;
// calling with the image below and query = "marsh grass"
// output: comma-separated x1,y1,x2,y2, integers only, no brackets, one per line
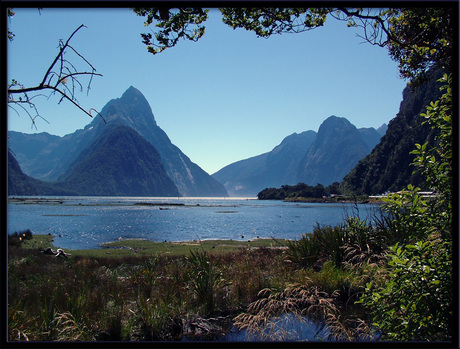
8,235,293,341
232,212,404,342
8,220,396,342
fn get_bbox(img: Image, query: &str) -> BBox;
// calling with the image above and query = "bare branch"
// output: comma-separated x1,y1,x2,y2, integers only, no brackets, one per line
8,100,50,130
8,24,104,127
39,24,86,88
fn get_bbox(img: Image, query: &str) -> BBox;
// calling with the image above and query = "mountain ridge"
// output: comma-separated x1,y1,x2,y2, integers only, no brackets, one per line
341,71,444,195
212,130,317,196
8,87,228,197
297,116,373,186
57,125,180,196
212,117,383,196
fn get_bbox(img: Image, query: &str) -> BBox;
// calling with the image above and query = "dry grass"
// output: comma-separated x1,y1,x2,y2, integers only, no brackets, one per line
8,236,292,341
8,225,390,342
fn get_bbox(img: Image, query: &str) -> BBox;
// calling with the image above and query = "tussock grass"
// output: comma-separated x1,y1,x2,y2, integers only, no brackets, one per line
8,234,292,341
8,216,395,342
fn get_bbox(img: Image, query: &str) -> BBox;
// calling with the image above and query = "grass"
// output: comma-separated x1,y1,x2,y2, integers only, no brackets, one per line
20,234,289,258
7,224,389,342
8,233,295,341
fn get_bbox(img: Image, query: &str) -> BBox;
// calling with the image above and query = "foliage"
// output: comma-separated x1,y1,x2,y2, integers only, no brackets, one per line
257,182,341,200
220,8,330,37
386,8,454,84
8,237,290,341
361,239,452,341
233,283,338,341
133,8,209,54
359,75,453,341
133,7,454,85
285,215,389,271
186,249,229,314
8,229,33,247
411,74,452,239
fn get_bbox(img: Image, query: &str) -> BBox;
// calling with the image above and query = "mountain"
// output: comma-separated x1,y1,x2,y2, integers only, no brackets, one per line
57,126,180,196
212,131,317,196
8,151,77,196
7,129,99,181
297,116,374,186
341,71,444,195
8,86,228,197
91,87,227,197
358,127,384,153
376,123,388,136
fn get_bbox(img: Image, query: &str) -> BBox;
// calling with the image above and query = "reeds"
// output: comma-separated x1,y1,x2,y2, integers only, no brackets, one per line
8,239,291,341
186,249,229,313
233,282,338,341
232,210,403,342
8,210,403,342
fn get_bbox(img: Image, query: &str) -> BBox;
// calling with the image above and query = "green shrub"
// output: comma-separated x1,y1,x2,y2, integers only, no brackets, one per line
361,239,452,340
186,249,229,314
359,74,453,341
285,233,319,269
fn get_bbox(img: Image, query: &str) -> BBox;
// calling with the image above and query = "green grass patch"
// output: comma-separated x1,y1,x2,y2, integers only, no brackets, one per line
27,234,289,258
17,233,55,251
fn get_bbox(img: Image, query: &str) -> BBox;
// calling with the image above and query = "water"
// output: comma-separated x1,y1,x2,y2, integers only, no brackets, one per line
7,196,380,250
226,313,332,342
184,313,332,342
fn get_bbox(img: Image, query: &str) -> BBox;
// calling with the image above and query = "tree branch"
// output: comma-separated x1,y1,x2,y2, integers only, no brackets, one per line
39,24,86,88
335,8,406,48
8,24,104,127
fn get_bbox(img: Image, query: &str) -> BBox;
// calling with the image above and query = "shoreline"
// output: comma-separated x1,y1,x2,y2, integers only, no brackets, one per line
282,197,385,204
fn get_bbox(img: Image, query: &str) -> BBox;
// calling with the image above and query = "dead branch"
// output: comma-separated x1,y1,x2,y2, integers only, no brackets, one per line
8,24,105,126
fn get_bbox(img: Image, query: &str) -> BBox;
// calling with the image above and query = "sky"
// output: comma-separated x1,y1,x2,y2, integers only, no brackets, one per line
7,7,408,175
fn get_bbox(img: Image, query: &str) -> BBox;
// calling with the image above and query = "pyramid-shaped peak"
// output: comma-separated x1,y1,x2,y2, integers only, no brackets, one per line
120,86,146,102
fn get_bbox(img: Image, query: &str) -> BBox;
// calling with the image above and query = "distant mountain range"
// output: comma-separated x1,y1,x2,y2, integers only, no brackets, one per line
211,131,316,197
8,87,228,197
9,72,439,198
8,150,77,196
212,116,385,196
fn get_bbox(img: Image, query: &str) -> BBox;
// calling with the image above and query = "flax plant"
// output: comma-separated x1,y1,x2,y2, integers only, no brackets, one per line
186,249,230,314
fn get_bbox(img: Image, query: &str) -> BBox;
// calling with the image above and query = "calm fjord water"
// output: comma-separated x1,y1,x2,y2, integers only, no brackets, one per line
7,197,380,250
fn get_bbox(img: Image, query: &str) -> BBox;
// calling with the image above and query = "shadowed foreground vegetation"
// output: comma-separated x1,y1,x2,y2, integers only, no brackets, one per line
8,228,363,342
8,233,299,341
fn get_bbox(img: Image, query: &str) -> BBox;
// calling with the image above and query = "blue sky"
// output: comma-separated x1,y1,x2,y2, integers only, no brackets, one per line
7,7,408,175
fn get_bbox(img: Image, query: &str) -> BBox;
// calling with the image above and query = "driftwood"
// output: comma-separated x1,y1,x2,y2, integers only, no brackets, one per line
42,247,71,258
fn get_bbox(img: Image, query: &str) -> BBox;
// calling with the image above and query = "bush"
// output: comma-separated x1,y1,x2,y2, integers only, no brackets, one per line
359,74,453,341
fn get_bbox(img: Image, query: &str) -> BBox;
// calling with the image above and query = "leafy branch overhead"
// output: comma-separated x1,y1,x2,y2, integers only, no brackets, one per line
133,8,208,55
8,23,104,128
133,7,454,85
